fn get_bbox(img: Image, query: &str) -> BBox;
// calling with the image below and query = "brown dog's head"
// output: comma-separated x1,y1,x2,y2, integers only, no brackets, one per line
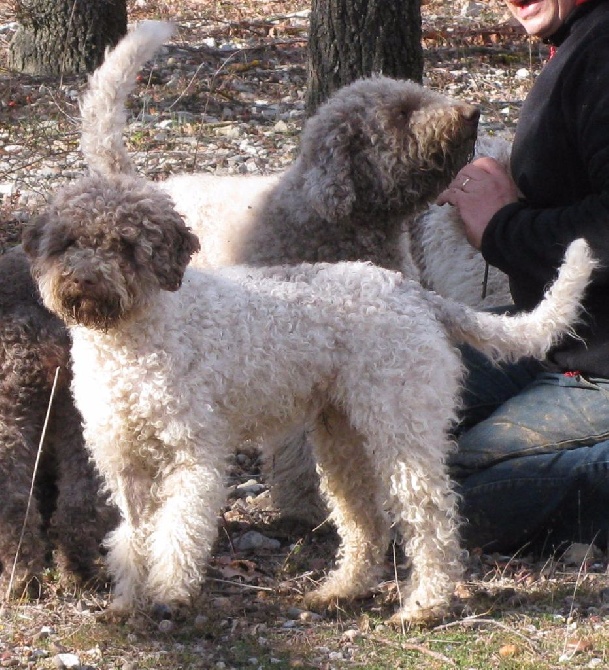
23,174,200,330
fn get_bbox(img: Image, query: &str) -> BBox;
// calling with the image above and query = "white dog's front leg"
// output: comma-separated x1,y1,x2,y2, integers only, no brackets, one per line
144,460,226,609
104,520,144,611
104,466,154,611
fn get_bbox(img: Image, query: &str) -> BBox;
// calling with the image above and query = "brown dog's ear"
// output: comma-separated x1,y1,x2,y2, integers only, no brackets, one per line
151,211,201,292
22,212,48,259
300,115,357,221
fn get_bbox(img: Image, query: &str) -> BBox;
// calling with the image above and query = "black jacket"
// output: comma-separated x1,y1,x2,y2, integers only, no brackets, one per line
480,0,609,376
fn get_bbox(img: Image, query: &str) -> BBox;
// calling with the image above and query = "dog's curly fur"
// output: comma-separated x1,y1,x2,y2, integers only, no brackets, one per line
22,22,596,623
0,246,116,598
158,65,482,526
163,77,480,271
162,136,513,524
408,134,512,308
22,158,594,622
76,21,484,529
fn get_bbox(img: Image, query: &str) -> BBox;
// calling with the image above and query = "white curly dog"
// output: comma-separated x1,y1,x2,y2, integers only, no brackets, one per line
23,22,597,628
77,19,500,526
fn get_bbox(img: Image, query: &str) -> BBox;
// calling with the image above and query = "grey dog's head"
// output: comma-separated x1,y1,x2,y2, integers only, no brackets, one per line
299,76,479,220
23,174,200,330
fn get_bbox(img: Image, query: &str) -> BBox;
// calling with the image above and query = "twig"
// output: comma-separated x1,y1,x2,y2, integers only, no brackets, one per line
433,615,540,652
560,537,599,661
372,635,457,667
208,577,274,592
391,541,406,636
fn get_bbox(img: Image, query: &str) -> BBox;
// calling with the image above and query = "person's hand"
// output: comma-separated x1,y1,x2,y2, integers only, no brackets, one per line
436,157,520,249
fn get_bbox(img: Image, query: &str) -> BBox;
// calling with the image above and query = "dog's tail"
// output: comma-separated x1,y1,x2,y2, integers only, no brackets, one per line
80,20,174,177
427,238,597,362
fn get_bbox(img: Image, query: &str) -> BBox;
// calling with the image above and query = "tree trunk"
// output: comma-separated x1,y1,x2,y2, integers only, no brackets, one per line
306,0,423,116
8,0,127,75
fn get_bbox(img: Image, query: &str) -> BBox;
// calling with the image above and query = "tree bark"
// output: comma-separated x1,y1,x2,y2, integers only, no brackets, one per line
306,0,423,116
8,0,127,75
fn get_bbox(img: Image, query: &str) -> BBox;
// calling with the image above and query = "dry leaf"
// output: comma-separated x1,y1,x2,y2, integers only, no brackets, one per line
498,644,519,658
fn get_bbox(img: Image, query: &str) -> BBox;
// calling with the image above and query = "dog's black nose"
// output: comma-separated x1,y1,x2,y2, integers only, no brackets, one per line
71,275,97,290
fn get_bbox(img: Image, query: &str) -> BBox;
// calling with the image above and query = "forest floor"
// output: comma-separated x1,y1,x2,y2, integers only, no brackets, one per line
2,1,609,669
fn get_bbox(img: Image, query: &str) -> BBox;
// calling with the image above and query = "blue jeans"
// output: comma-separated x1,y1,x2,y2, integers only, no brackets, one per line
451,345,609,554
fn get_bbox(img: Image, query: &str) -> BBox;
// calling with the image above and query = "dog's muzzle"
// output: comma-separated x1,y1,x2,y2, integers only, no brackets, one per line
60,272,124,330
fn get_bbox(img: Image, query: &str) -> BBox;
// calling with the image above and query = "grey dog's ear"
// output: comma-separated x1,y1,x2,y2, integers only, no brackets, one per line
300,114,357,221
149,211,201,292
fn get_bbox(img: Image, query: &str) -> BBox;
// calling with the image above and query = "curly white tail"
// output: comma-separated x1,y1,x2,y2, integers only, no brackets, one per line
431,238,596,362
80,21,174,177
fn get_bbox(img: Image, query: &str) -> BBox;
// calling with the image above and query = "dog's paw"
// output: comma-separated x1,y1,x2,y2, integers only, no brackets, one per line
303,582,364,612
303,588,340,613
151,601,189,622
107,592,136,614
388,603,447,629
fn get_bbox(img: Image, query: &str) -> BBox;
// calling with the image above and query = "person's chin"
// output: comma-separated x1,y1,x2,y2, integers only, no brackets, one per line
509,0,552,36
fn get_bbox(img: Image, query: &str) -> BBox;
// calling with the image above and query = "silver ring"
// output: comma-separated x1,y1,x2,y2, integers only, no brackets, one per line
461,177,472,189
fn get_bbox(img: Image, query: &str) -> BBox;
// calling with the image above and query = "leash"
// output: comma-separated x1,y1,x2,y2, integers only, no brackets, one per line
481,261,490,300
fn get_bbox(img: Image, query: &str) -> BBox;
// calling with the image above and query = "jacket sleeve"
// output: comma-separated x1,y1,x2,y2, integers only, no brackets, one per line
480,42,609,291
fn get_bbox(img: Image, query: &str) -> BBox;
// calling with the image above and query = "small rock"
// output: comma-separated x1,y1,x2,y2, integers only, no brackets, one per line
341,629,360,643
234,479,265,497
562,543,603,566
54,653,81,669
461,0,483,17
216,125,241,139
286,607,305,618
0,21,18,33
232,530,280,552
158,619,175,633
194,614,208,629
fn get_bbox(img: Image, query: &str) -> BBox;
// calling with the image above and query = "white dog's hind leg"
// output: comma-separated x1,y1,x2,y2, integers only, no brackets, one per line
385,446,463,626
144,460,226,609
337,345,464,625
303,406,390,609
